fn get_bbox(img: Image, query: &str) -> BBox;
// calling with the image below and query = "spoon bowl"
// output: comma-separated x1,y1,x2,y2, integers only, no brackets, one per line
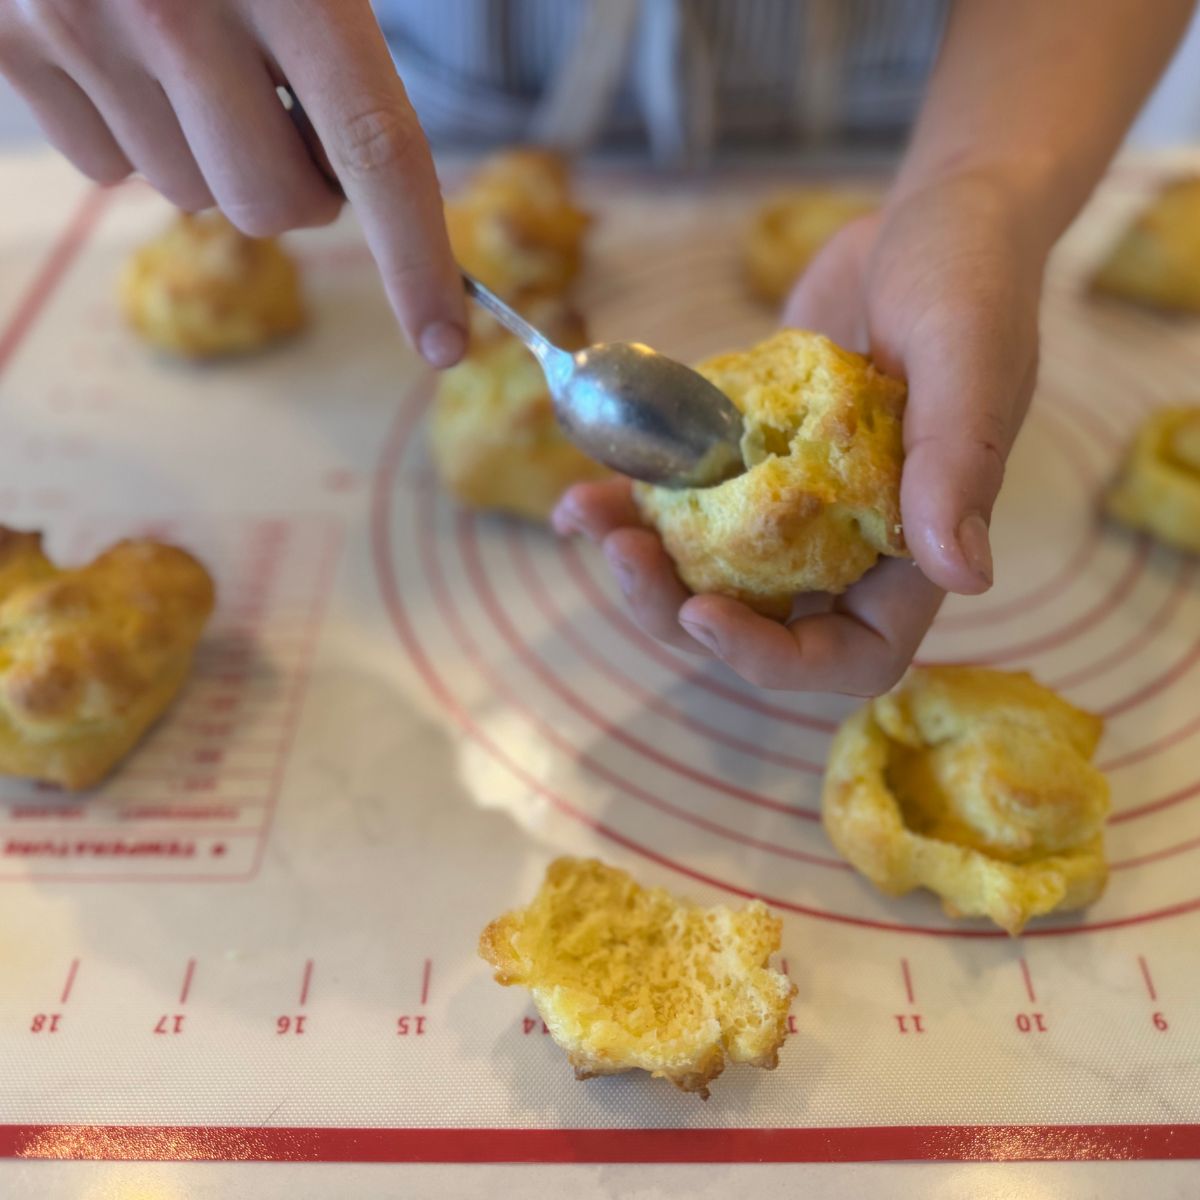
462,274,745,489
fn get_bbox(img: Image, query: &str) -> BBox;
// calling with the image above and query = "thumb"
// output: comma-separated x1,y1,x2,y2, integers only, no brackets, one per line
780,214,878,350
897,325,1036,596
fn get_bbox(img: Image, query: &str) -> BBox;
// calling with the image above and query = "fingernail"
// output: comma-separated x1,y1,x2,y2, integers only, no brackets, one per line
419,320,467,369
606,551,636,594
680,619,720,655
550,508,576,537
551,500,582,538
956,512,994,588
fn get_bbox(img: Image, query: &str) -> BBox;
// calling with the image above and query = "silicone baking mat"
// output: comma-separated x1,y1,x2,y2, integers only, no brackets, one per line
1,151,1199,1180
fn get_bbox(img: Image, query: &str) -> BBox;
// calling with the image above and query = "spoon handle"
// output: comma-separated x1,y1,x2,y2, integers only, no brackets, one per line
460,272,566,371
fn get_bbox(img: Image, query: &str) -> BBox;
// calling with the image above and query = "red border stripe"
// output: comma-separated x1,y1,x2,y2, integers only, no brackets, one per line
4,1123,1200,1163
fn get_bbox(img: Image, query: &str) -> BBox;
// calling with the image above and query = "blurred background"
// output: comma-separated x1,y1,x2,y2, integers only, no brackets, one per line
1133,3,1200,146
1,3,1199,157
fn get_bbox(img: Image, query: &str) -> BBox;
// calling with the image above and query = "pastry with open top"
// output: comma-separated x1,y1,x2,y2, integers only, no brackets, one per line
635,329,908,618
1106,406,1200,554
480,856,796,1098
821,666,1110,935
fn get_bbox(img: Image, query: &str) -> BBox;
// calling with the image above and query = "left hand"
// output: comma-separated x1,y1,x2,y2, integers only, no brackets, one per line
553,172,1043,695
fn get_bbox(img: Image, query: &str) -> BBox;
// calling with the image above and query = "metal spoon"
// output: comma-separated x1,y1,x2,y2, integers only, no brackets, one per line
277,90,742,487
463,273,745,489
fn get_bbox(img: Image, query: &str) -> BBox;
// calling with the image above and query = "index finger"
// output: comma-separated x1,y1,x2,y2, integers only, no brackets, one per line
256,0,466,365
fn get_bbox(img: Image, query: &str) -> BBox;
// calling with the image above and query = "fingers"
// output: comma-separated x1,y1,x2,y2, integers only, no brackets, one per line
603,529,708,654
552,478,641,539
899,316,1037,595
553,479,708,655
781,215,877,350
82,72,213,212
554,476,944,685
22,5,213,211
0,58,131,185
677,557,944,695
6,0,463,364
145,8,338,231
258,0,466,365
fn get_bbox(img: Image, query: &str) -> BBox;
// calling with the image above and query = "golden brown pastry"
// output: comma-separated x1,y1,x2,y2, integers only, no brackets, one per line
1091,176,1200,312
120,210,306,358
0,528,215,790
822,667,1110,936
480,857,795,1098
430,299,608,520
445,148,591,300
1106,406,1200,554
635,329,908,617
743,188,876,305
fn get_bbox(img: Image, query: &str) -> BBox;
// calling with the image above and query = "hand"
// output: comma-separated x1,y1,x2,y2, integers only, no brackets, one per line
0,0,466,366
555,172,1043,695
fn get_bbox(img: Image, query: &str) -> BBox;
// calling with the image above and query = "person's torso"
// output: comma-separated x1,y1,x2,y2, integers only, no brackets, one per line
374,0,947,164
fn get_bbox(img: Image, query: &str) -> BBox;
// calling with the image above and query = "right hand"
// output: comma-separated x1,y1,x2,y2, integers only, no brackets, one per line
0,0,466,366
555,171,1043,696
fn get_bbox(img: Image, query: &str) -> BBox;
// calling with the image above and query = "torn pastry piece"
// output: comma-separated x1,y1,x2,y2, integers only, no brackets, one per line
1106,406,1200,554
119,210,306,358
822,666,1110,935
743,188,876,305
445,148,591,300
429,299,608,521
1091,176,1200,313
480,857,795,1098
0,528,215,790
635,329,908,618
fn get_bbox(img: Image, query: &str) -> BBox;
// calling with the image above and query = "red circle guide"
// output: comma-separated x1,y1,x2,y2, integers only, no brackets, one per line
371,355,1200,941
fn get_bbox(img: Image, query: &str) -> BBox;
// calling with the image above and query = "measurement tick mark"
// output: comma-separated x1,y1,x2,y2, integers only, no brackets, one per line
179,958,196,1006
900,958,915,1005
1019,958,1037,1005
59,958,79,1005
420,958,432,1007
1138,955,1158,1002
299,959,313,1007
259,1099,286,1128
